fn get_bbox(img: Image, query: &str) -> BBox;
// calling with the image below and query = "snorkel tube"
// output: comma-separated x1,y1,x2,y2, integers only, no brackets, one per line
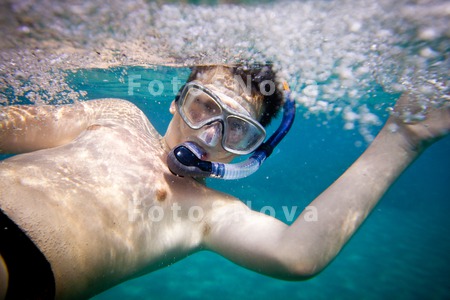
167,82,296,180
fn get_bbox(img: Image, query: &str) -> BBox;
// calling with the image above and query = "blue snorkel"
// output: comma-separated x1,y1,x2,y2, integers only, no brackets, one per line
167,82,296,180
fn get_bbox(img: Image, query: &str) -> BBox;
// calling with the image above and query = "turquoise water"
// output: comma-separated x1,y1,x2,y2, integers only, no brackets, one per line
1,0,449,297
62,66,450,299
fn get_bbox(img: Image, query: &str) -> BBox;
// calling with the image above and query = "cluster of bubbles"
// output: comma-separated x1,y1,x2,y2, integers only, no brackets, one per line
0,0,448,141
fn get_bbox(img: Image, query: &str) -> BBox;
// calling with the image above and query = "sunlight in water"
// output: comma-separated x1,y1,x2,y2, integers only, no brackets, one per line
0,0,448,141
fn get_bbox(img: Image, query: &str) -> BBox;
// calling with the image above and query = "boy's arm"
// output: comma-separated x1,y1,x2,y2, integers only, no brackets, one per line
0,103,93,154
203,93,450,279
0,99,144,154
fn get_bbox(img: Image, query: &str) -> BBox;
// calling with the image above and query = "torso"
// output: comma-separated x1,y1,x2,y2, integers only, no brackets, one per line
0,100,226,299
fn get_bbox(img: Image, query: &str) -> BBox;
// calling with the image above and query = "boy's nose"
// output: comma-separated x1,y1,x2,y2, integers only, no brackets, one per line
198,122,222,148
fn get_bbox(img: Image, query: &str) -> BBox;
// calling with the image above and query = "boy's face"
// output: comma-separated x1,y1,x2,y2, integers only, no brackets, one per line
164,80,261,163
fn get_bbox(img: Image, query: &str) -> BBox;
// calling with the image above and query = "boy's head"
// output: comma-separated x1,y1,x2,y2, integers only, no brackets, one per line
186,64,284,127
165,64,284,163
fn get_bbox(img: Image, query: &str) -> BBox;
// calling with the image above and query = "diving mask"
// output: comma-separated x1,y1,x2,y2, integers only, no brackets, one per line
175,82,266,155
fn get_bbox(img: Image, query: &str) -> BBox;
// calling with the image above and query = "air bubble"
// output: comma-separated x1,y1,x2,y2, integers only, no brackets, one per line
387,123,399,133
0,0,447,139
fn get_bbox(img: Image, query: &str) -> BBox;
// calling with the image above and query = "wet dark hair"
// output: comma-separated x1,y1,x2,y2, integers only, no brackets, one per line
186,64,284,127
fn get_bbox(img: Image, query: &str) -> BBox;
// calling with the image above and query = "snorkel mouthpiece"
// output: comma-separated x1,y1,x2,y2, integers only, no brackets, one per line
167,82,296,180
167,142,213,178
167,142,262,179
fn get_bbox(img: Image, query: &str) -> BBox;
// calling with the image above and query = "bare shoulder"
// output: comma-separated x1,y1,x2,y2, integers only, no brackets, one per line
82,98,141,114
81,98,159,135
0,98,160,154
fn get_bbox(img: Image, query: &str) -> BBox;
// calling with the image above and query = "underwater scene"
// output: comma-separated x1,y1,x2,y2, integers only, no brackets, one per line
76,66,450,300
1,0,449,299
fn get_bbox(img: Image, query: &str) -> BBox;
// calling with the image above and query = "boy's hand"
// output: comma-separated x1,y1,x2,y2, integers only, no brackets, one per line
386,93,450,152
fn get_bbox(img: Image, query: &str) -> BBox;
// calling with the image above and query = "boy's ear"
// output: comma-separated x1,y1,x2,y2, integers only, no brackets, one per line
169,101,176,114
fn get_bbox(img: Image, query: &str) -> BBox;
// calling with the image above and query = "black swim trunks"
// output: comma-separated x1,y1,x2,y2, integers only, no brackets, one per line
0,209,55,299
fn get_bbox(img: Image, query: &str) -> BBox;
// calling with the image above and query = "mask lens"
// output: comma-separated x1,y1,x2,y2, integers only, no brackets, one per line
224,116,265,153
181,88,222,128
178,83,266,154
